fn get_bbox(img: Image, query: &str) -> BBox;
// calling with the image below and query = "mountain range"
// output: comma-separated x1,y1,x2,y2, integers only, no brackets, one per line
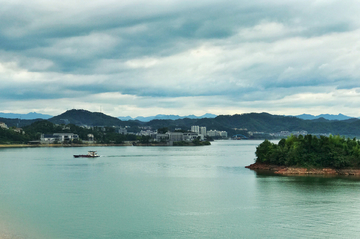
118,113,217,122
2,110,360,137
294,113,355,121
1,111,356,121
0,112,53,119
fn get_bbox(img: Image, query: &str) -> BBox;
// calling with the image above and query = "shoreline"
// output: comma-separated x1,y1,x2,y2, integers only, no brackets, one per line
0,143,133,148
0,142,186,148
245,162,360,176
0,142,210,148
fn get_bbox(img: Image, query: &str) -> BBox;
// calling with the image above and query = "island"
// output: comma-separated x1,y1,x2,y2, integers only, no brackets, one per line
246,135,360,176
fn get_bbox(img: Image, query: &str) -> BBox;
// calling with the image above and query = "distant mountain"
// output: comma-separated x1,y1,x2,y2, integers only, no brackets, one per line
118,113,217,122
209,113,360,136
117,116,134,121
294,113,355,121
0,112,53,119
48,109,127,126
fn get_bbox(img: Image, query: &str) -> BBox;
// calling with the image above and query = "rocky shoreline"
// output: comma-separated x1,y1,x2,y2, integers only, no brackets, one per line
245,162,360,176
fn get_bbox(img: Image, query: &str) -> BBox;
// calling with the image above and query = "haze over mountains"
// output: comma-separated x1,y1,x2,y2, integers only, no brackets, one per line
118,113,217,122
294,114,355,121
0,111,357,121
0,112,53,120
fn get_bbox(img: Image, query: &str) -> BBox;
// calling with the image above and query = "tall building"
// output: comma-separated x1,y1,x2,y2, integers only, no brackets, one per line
191,125,200,134
200,127,207,137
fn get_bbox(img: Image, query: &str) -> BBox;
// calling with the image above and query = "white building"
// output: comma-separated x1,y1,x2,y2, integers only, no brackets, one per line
138,130,156,136
154,133,170,142
200,127,207,139
191,125,200,134
117,127,127,134
87,134,94,141
40,134,59,143
219,131,228,138
41,133,79,143
207,130,228,138
53,133,79,142
183,132,200,141
168,132,184,142
0,122,8,129
13,128,24,134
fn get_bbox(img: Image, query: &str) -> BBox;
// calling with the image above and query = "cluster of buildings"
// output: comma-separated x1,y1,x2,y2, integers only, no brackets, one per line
270,130,331,138
39,128,208,145
40,133,79,144
151,132,201,145
207,130,228,138
138,125,227,145
0,122,24,134
234,130,331,139
40,133,94,144
0,122,8,129
115,125,228,141
190,126,228,138
271,130,309,137
113,125,227,145
1,119,228,144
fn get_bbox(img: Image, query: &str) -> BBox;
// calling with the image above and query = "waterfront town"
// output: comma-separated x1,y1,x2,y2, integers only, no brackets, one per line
1,119,331,146
38,125,228,145
0,120,228,145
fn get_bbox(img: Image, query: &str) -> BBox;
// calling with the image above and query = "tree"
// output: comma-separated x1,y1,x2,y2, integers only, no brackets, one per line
157,127,169,134
255,135,360,169
255,139,273,163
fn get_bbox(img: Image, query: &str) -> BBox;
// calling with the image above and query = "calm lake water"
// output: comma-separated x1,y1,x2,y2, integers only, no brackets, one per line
0,140,360,238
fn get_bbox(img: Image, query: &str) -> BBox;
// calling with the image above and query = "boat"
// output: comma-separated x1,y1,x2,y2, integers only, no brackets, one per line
73,151,100,158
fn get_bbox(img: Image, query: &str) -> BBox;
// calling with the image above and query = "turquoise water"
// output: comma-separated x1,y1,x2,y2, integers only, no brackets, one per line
0,140,360,238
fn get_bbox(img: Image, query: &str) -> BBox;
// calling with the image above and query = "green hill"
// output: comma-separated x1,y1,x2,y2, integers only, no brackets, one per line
48,109,130,126
144,112,360,137
0,117,42,128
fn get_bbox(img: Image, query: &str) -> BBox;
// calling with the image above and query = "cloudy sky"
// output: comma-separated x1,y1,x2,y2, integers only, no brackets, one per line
1,0,360,117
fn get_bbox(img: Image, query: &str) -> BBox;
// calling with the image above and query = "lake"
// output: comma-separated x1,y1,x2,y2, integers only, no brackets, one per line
0,140,359,238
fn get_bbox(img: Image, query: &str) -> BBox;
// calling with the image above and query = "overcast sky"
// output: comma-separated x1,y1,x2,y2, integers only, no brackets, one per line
1,0,360,117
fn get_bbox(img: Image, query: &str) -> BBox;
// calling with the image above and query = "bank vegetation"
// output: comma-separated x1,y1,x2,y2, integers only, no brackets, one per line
255,135,360,169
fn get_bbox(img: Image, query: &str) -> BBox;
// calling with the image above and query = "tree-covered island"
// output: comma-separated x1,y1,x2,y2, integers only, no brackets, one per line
247,135,360,175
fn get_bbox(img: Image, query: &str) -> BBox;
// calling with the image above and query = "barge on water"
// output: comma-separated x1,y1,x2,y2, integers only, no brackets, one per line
74,151,99,158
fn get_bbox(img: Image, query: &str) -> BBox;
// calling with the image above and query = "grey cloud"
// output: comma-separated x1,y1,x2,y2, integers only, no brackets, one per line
1,0,360,116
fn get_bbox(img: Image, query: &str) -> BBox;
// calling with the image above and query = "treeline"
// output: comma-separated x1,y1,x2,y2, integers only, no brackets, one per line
255,135,360,169
0,127,31,144
24,120,139,143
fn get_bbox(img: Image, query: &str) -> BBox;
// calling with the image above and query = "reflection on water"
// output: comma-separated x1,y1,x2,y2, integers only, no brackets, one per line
0,141,360,238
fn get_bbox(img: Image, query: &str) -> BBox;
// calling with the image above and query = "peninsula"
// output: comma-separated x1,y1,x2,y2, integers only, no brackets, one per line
246,135,360,176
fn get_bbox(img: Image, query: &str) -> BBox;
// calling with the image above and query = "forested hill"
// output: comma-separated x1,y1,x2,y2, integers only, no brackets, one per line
209,113,360,136
143,113,360,136
48,109,140,127
0,117,42,128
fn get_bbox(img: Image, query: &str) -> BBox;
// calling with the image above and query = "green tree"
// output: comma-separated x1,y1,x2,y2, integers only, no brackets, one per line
157,127,169,134
255,135,360,169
